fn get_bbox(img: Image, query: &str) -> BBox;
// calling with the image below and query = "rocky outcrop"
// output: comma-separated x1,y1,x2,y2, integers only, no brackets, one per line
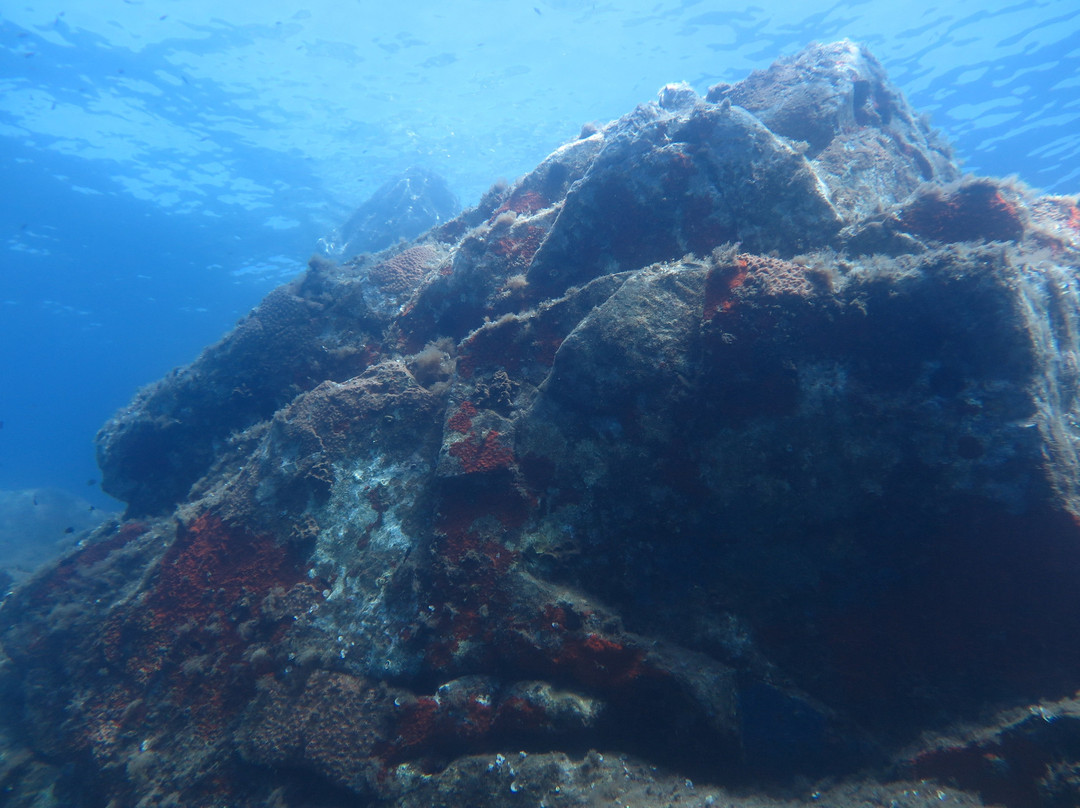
3,39,1080,808
323,166,461,259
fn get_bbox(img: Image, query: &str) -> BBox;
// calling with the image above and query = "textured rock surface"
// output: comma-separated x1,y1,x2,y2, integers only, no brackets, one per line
3,39,1080,807
324,166,461,259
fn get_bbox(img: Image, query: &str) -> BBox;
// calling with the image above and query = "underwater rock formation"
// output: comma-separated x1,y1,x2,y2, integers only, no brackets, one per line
0,487,110,583
3,39,1080,808
322,166,461,259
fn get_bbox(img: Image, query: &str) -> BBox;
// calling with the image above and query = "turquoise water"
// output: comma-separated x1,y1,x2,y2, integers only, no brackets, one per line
1,0,1078,508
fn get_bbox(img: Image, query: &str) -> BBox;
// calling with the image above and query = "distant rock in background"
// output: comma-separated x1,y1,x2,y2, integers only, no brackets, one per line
321,167,460,259
0,487,112,581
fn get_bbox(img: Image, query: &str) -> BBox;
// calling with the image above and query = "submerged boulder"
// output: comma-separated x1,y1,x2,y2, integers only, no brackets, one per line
322,166,461,258
3,39,1080,808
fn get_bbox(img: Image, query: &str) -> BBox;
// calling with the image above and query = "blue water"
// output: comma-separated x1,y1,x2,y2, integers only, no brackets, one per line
1,1,1078,512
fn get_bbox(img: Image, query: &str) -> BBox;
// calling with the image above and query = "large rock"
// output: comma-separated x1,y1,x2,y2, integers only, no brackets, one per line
321,166,461,259
4,39,1080,808
0,487,111,580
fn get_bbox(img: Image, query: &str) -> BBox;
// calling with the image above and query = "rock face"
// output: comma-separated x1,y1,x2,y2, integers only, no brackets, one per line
323,166,462,258
3,40,1080,808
